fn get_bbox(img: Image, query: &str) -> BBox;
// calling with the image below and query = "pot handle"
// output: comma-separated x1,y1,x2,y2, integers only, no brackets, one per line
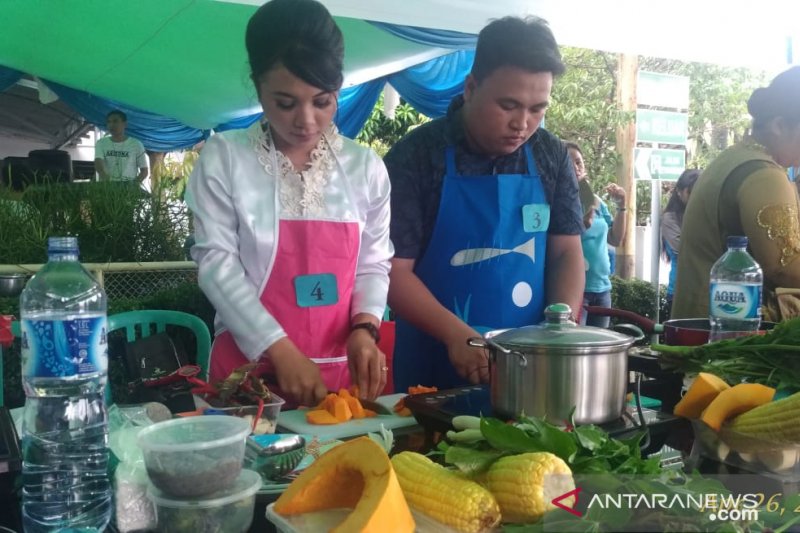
584,306,664,334
467,337,528,368
610,323,646,342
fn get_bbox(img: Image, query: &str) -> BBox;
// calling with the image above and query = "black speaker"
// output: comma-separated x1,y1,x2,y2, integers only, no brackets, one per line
1,156,33,191
27,149,72,183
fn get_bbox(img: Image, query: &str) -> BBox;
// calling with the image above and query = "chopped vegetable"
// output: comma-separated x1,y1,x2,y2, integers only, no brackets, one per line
673,372,730,418
700,383,775,431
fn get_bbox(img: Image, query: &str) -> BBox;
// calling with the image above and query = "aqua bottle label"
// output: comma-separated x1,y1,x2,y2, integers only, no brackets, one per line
20,316,108,378
709,282,762,320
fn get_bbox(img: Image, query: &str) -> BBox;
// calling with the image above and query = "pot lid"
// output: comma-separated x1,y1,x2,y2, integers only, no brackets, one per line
489,303,641,348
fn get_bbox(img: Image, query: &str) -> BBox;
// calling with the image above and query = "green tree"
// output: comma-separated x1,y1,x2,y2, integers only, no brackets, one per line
356,93,430,156
547,47,632,195
546,49,767,224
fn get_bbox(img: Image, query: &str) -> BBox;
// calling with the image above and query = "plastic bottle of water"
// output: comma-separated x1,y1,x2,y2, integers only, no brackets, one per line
19,236,111,533
708,235,763,342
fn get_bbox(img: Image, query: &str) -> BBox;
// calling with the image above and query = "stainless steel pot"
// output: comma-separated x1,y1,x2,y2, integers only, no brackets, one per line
0,274,26,297
468,303,642,425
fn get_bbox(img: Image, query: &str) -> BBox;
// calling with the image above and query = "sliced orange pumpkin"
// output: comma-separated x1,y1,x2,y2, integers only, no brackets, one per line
274,437,415,532
347,396,366,419
306,409,340,425
674,373,730,419
332,396,354,422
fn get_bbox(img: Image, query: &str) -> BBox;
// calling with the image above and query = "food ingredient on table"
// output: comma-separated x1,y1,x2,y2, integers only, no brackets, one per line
146,455,242,498
153,495,254,533
652,316,800,389
305,388,378,424
189,363,276,433
700,382,775,431
274,437,415,533
672,372,730,418
391,451,501,533
393,385,438,416
442,415,800,531
485,452,575,523
728,390,800,442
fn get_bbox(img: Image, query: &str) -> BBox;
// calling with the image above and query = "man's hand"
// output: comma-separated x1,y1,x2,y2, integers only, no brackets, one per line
444,324,489,384
267,338,327,407
346,329,387,400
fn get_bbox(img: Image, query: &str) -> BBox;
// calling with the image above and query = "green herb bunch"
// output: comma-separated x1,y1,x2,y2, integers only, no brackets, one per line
652,317,800,390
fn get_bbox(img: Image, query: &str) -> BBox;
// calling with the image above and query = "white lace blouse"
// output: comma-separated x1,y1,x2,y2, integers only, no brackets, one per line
186,121,393,360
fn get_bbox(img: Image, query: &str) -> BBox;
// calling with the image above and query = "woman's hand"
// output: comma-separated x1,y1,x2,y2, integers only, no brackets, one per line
605,183,626,206
346,328,387,401
267,338,327,407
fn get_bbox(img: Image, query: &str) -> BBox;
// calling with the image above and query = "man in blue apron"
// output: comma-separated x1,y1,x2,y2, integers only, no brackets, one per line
384,16,585,391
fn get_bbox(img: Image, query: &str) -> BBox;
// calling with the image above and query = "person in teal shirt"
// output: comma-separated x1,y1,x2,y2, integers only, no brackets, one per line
566,142,628,327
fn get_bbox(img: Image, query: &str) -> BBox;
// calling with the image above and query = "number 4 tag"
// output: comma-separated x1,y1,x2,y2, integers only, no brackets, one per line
294,273,339,307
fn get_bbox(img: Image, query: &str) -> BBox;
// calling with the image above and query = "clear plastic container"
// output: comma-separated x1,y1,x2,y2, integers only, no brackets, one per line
137,415,250,498
217,393,286,435
149,468,261,533
690,419,800,482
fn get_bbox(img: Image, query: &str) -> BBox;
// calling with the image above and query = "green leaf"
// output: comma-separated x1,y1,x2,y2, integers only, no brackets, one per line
514,416,579,461
573,425,607,451
443,445,505,475
480,418,544,453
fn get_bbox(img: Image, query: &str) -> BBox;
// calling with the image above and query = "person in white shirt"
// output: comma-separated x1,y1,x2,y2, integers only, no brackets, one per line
94,110,149,185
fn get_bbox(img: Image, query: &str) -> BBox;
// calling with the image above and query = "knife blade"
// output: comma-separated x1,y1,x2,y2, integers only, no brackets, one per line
358,397,394,416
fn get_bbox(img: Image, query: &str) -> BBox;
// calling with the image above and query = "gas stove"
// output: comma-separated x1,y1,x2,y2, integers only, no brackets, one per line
403,385,689,456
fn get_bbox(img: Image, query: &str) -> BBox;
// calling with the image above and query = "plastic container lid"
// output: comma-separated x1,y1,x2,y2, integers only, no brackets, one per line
148,469,262,509
137,415,251,453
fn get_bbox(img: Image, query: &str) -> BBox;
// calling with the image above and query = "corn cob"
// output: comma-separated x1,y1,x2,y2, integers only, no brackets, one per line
728,391,800,442
390,451,500,533
485,452,575,523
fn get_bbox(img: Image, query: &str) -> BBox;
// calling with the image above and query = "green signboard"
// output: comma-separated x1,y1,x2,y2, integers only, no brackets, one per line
637,71,690,109
636,109,688,145
634,148,686,181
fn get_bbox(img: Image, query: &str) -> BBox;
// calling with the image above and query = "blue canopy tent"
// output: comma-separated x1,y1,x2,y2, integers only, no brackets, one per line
0,0,797,151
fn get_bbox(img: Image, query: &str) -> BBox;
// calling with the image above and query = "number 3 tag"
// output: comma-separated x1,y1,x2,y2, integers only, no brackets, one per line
294,273,339,307
522,203,550,233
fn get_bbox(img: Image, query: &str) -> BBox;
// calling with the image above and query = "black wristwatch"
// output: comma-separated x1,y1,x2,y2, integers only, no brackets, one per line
351,322,381,343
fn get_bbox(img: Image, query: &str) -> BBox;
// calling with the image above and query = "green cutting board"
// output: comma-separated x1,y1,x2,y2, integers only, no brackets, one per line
276,393,418,440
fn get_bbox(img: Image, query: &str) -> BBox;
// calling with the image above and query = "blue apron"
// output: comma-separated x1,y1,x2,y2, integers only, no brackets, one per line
394,144,548,390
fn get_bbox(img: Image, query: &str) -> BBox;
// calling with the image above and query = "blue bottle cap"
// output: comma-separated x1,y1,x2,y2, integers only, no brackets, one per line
727,235,748,248
47,236,79,254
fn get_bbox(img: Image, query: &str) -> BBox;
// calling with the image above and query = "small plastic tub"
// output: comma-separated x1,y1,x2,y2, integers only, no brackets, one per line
217,393,286,435
149,469,262,533
138,415,250,498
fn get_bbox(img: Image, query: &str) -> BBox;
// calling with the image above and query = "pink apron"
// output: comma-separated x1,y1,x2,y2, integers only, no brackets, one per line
209,218,360,394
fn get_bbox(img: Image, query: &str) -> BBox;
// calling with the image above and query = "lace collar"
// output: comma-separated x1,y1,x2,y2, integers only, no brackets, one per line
251,122,343,217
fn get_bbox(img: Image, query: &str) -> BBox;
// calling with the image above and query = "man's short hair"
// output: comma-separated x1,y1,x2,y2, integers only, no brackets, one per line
471,16,565,82
106,109,127,122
